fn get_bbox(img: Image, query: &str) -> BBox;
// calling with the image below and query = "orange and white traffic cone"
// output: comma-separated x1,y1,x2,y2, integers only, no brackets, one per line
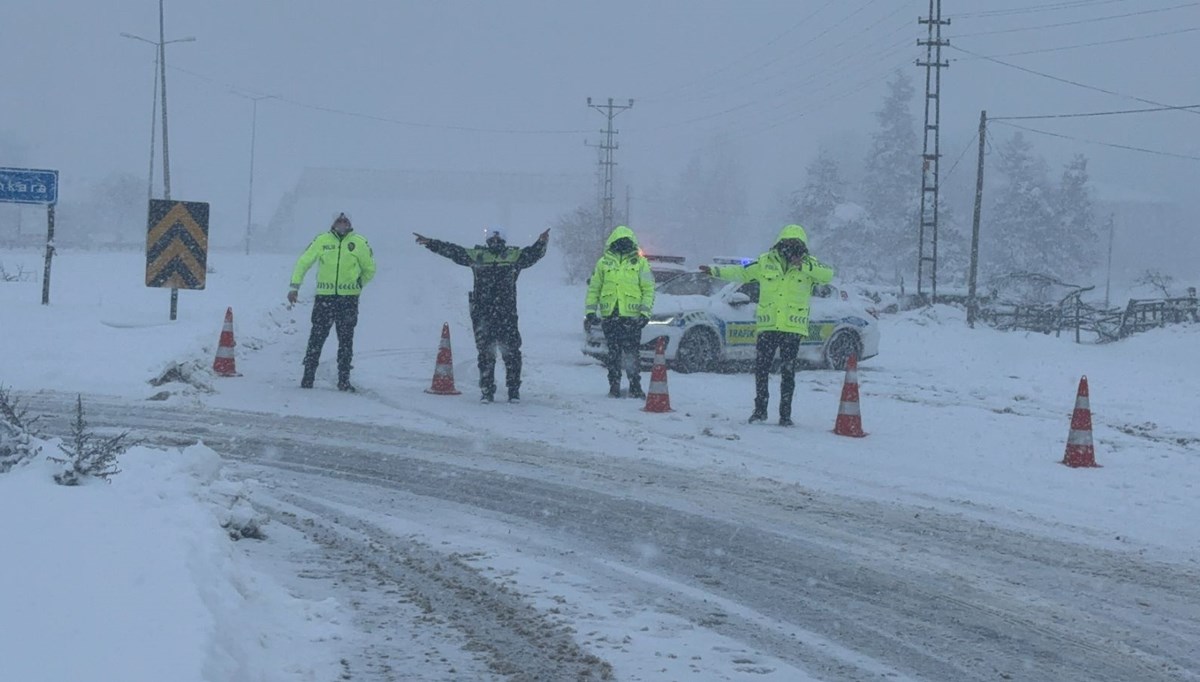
832,354,866,437
212,307,240,377
642,337,673,413
1062,376,1101,467
425,322,462,395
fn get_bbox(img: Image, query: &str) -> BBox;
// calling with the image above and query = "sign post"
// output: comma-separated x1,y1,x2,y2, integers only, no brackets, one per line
0,167,59,304
145,198,209,320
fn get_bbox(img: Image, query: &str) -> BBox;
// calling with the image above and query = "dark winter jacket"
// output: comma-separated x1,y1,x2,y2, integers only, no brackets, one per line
423,237,547,320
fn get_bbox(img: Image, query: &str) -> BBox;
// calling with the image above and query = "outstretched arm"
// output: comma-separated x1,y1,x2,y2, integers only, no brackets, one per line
414,233,472,266
516,228,550,269
802,255,834,285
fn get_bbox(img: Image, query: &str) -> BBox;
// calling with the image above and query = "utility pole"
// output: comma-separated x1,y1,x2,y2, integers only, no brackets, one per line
237,94,276,255
586,97,634,230
121,0,193,320
1104,213,1116,308
967,110,987,328
916,0,949,304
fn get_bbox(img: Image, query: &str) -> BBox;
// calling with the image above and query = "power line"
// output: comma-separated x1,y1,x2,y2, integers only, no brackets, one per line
953,2,1199,37
942,131,981,182
642,0,840,101
168,63,592,135
651,0,900,106
953,0,1134,19
992,120,1200,161
992,103,1200,120
951,26,1199,59
948,45,1200,116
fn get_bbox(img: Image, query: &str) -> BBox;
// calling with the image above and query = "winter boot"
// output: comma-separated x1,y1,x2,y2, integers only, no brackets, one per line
628,378,645,400
301,366,316,389
778,416,794,427
507,386,520,404
480,390,495,403
608,379,622,399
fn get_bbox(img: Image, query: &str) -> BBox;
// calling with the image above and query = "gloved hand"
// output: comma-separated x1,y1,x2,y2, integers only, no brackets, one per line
413,232,430,246
698,265,712,275
287,290,298,305
637,316,649,329
585,313,600,326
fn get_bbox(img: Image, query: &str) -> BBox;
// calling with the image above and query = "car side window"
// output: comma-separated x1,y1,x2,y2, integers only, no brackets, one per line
737,282,760,303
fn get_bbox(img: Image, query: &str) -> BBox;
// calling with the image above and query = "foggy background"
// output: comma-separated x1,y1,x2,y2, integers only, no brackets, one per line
2,0,1196,290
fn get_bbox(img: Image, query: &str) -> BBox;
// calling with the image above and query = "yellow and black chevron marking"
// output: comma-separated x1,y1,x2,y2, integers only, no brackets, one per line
145,199,209,290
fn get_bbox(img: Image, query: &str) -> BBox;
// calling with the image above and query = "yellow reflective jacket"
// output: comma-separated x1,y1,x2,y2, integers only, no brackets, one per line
290,229,376,296
709,226,834,335
584,226,655,318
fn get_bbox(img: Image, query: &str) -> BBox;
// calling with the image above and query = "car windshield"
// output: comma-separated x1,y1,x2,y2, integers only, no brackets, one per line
658,272,728,297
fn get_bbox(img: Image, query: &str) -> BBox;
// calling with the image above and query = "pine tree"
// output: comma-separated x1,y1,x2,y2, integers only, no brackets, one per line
673,136,748,257
861,71,920,278
0,385,40,473
791,147,844,233
1054,154,1100,281
49,395,130,486
986,133,1058,279
553,204,611,284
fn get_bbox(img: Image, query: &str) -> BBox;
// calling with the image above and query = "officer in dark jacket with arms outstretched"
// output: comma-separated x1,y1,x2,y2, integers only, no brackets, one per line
414,227,549,403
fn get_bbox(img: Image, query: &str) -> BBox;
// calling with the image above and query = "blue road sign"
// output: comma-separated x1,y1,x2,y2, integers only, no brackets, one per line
0,167,58,205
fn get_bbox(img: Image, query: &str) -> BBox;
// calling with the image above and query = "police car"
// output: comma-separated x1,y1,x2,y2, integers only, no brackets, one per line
583,260,881,373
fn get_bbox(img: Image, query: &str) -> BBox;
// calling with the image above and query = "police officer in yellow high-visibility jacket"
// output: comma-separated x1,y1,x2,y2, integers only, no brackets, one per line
288,212,376,391
585,225,656,398
701,224,833,426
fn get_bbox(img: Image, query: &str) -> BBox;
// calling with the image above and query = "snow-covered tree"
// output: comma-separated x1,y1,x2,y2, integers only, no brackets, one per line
673,135,748,257
1054,154,1100,280
49,395,130,486
553,203,622,284
790,147,844,235
860,71,921,279
0,385,40,473
985,133,1058,278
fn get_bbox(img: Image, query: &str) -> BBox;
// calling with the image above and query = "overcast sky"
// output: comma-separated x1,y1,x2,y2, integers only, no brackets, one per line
3,0,1198,244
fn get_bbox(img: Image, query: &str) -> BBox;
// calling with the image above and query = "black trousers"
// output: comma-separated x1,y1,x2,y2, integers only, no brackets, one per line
303,296,359,378
472,313,522,396
601,316,643,386
754,331,802,418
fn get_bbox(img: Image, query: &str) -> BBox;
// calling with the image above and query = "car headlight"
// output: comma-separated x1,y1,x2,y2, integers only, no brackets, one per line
648,315,676,325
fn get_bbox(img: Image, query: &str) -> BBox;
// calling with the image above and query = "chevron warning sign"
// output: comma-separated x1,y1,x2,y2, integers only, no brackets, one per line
146,199,209,290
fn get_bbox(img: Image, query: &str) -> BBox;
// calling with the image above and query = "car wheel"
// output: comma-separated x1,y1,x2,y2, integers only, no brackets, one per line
824,330,861,371
674,329,718,373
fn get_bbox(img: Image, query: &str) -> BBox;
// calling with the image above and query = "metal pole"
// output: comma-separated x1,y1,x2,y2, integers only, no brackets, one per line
1104,213,1115,308
245,98,258,255
148,48,159,204
243,95,274,255
41,205,55,305
158,0,171,201
157,0,179,320
967,110,987,328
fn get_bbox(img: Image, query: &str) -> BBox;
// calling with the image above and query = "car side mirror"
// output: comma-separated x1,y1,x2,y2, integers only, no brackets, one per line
730,292,751,306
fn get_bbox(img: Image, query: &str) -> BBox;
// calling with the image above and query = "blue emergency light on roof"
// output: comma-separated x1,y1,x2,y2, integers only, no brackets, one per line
711,257,754,266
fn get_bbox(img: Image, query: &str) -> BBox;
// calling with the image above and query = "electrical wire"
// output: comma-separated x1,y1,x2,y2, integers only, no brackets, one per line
951,26,1199,59
992,120,1200,161
948,45,1200,116
953,0,1135,19
169,63,592,135
642,0,840,101
953,2,1198,37
942,131,981,183
992,104,1200,120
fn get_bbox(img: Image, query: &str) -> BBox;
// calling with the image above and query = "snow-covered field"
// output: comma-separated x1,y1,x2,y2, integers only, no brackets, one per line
1,243,1198,681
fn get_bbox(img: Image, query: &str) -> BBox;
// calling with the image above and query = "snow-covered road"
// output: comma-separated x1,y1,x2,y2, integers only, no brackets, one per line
28,393,1200,681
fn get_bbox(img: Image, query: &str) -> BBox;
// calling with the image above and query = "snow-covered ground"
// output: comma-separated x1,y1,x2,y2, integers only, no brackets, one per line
1,242,1198,681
